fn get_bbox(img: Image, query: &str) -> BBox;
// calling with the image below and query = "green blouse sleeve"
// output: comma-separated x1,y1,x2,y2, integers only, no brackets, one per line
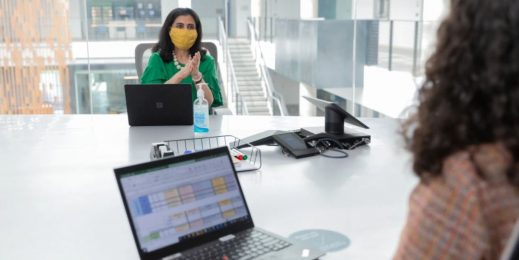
141,52,168,84
200,54,223,108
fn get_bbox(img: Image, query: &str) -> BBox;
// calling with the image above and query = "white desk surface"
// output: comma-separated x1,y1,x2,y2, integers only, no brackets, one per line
0,115,417,260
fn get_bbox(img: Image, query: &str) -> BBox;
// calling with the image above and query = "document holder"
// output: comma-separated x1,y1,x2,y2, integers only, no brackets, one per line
150,135,262,172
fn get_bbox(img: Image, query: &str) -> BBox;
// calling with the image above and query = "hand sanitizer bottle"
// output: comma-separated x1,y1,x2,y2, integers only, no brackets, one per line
193,85,209,133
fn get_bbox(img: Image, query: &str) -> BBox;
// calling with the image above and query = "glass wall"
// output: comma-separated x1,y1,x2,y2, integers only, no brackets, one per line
0,0,160,114
86,0,162,41
344,0,444,118
1,0,446,117
0,0,223,115
336,0,445,118
0,0,73,114
76,0,163,114
254,0,447,118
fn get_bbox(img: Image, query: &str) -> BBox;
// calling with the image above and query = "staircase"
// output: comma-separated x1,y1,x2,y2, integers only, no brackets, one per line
227,38,271,115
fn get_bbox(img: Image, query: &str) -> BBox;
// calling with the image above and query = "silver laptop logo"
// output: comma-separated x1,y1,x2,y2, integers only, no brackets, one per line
155,102,164,109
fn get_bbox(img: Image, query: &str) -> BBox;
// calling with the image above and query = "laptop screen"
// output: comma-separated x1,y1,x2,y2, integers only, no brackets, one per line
117,148,250,253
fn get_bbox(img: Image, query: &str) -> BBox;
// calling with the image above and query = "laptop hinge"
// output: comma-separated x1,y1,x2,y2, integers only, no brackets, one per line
219,234,236,242
162,253,182,260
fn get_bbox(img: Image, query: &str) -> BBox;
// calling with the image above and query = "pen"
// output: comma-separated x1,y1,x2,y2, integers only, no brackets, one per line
230,148,248,160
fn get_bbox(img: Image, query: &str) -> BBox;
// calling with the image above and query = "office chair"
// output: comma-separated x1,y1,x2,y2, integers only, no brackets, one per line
200,41,218,64
135,42,155,80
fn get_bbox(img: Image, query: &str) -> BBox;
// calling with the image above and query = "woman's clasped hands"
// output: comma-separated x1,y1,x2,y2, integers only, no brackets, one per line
176,51,201,80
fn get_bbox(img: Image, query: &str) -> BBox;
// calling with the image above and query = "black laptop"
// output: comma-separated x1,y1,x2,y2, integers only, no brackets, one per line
114,147,325,260
124,84,193,126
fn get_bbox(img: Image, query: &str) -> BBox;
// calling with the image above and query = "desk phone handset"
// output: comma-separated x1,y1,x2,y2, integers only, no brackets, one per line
272,132,319,158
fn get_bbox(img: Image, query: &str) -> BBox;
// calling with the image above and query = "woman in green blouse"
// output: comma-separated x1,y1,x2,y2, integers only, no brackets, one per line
141,8,223,108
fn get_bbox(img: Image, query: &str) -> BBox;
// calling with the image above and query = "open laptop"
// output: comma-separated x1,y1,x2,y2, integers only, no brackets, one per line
114,147,325,260
124,84,193,126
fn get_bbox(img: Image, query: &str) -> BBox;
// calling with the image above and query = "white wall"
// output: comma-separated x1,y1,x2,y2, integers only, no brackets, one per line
335,0,352,19
423,0,449,21
161,0,179,23
375,0,421,50
299,83,316,116
300,0,318,19
251,0,300,20
230,0,251,37
270,0,300,19
251,0,261,16
69,0,83,40
355,0,374,19
390,0,421,21
356,0,448,22
420,0,450,65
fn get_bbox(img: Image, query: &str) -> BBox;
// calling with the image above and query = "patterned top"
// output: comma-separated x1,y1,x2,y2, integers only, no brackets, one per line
394,144,519,259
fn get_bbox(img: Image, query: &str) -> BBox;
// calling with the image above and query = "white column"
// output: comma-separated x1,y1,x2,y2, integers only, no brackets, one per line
299,83,316,116
298,1,318,116
300,0,318,19
161,0,179,23
234,0,251,37
251,0,262,17
178,0,191,8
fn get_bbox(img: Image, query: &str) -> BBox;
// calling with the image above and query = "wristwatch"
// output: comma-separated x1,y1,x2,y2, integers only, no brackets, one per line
193,73,203,84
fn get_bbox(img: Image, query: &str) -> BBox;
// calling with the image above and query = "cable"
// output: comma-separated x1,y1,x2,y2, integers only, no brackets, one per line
313,138,349,159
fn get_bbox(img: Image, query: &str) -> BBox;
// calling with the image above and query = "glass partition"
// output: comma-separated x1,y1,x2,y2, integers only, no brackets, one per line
344,0,444,118
272,18,431,118
1,0,223,115
1,0,444,117
250,0,447,118
0,0,73,114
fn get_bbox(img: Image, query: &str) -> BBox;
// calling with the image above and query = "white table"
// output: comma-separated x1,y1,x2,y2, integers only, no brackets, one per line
0,115,417,259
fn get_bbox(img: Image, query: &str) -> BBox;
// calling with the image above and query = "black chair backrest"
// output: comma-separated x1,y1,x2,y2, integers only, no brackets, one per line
201,41,218,64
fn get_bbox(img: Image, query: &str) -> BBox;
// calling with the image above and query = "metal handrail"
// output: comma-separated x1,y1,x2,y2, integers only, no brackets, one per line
218,17,249,115
246,18,287,116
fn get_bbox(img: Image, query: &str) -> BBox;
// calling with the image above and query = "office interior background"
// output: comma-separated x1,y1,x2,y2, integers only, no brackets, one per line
0,0,448,118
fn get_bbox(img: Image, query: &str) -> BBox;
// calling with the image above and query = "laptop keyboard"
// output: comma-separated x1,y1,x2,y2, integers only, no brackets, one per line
180,229,292,260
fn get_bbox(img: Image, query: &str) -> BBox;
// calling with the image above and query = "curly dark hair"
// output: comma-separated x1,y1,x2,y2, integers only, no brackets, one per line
152,8,206,62
402,0,519,186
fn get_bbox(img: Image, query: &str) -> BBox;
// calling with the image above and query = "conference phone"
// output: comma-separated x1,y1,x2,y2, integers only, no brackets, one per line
271,129,370,159
237,96,372,159
272,132,320,158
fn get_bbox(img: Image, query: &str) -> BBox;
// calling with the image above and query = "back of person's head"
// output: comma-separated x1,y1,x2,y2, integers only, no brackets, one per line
403,0,519,186
152,7,206,62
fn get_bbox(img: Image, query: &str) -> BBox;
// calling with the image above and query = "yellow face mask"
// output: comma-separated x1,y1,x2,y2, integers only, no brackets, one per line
169,28,198,50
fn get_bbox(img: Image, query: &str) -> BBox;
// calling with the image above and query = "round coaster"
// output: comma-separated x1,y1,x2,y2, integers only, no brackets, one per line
288,229,351,252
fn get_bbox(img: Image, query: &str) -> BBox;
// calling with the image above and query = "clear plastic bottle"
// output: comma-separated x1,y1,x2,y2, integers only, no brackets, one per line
193,84,209,133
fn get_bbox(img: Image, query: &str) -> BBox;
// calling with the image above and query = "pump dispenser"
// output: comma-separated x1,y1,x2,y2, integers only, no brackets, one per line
193,85,209,133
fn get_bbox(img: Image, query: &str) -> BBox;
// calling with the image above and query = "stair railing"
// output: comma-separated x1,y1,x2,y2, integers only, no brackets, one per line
218,17,249,115
246,18,288,116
